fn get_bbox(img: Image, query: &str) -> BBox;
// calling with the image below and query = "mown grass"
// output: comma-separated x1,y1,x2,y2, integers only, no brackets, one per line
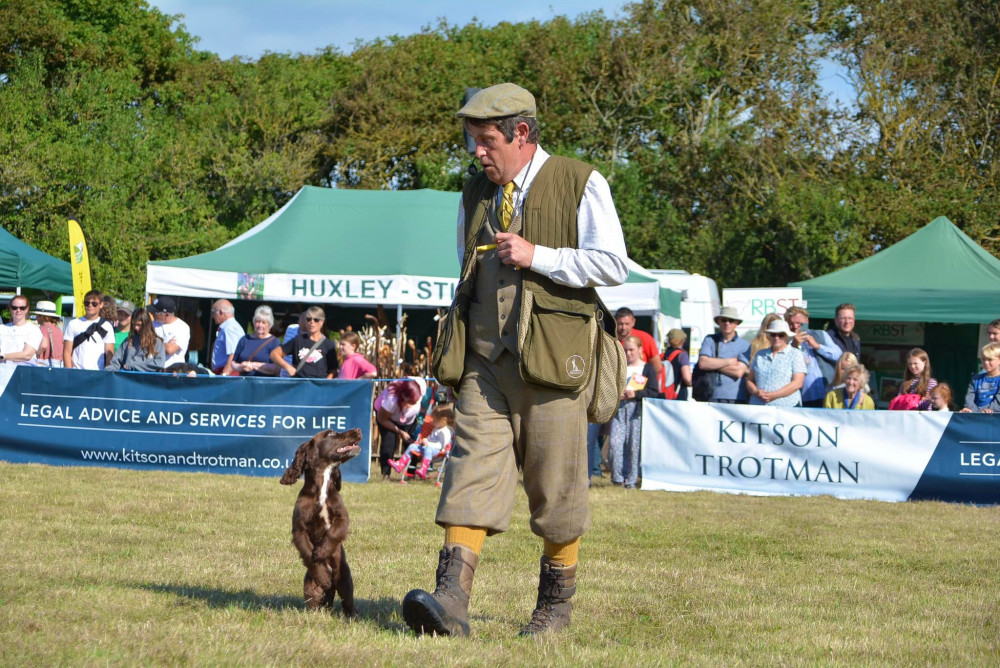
0,461,996,665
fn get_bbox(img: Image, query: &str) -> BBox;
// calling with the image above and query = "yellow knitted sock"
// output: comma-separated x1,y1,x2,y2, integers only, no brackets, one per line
444,525,487,555
543,537,580,567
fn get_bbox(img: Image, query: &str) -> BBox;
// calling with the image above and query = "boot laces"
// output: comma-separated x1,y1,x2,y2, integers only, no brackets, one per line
433,551,464,601
524,599,566,633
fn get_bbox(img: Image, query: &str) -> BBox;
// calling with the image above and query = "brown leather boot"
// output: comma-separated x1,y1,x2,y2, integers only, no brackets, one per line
518,556,577,637
402,543,478,636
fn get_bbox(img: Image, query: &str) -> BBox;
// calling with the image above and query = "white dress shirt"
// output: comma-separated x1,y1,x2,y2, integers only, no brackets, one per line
457,146,628,288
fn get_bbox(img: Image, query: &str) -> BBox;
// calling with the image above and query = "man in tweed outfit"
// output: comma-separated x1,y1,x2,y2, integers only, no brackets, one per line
403,83,628,637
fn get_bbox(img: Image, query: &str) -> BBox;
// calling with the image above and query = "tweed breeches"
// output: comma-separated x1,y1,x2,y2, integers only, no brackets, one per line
435,349,592,543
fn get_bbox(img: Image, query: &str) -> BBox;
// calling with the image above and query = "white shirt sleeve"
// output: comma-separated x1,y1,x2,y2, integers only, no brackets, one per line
101,321,115,345
456,155,628,288
174,321,191,352
23,324,43,352
528,169,628,288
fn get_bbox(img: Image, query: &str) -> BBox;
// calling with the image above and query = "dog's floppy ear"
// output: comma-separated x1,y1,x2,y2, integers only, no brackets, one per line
280,437,313,485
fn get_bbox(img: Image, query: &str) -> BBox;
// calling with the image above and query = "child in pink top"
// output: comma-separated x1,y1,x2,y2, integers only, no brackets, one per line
337,332,377,379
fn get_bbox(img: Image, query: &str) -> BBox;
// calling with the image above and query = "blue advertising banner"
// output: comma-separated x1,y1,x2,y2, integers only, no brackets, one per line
0,366,373,481
641,400,999,504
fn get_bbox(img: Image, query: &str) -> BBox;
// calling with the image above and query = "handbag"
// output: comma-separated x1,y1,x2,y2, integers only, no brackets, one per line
888,393,921,410
586,300,627,424
431,216,485,389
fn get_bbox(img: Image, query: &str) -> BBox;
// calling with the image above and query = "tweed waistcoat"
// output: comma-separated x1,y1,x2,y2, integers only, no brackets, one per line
461,154,595,361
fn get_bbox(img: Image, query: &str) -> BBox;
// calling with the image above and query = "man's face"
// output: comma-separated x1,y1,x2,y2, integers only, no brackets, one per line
787,314,808,332
153,311,166,323
716,317,739,337
8,298,28,325
835,308,856,334
988,326,1000,343
211,305,226,325
118,314,131,331
84,295,101,319
615,315,635,341
466,121,526,185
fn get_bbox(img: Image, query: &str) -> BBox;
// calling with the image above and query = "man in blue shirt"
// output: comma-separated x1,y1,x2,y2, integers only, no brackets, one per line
210,299,245,374
697,306,751,403
785,306,843,407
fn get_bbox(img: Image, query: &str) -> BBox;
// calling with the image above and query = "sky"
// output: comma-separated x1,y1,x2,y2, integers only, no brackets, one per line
147,0,853,106
148,0,628,59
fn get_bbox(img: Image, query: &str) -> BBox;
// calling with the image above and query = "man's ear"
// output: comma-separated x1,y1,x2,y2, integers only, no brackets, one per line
515,121,530,148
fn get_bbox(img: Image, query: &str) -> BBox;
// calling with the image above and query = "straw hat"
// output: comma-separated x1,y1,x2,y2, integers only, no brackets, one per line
31,300,60,318
713,306,743,324
765,319,793,336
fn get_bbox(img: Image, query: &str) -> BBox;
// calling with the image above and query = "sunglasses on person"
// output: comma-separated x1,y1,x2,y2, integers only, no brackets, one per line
767,332,788,338
304,317,324,323
9,304,28,311
717,317,739,324
85,299,101,306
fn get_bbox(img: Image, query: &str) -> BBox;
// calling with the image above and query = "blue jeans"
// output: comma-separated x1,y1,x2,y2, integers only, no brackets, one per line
587,422,603,477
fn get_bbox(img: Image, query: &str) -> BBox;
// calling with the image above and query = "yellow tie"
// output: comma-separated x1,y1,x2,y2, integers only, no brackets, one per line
500,182,515,231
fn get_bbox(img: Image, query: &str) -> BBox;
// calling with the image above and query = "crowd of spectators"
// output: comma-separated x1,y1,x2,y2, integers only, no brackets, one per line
582,302,1000,488
0,293,379,381
3,294,998,417
5,292,1000,495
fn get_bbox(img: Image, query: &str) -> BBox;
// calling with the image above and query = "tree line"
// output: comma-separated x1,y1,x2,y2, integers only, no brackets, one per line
1,0,998,301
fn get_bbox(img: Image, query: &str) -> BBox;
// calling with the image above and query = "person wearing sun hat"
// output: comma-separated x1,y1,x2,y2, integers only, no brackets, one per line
745,318,807,406
697,305,752,403
402,82,628,639
31,300,64,367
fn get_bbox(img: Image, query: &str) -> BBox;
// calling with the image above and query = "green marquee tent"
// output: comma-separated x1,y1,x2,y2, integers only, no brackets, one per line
0,226,73,294
146,185,680,317
790,216,1000,323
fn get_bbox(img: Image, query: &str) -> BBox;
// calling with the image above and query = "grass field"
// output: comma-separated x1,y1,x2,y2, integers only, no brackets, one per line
0,461,996,665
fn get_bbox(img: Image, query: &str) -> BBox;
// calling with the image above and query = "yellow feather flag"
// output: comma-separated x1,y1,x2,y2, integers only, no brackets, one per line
67,218,92,315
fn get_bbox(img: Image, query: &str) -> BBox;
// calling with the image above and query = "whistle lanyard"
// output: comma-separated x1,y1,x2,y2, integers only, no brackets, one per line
478,153,536,255
843,389,860,410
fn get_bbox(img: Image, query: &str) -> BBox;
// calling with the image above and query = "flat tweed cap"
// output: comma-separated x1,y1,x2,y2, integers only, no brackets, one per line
456,83,536,119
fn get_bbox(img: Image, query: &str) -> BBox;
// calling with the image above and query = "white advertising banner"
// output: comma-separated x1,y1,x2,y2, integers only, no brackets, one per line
722,287,805,338
145,265,459,307
640,400,966,502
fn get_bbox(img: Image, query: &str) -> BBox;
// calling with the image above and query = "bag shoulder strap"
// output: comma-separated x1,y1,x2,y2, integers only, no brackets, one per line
295,337,325,373
246,336,276,363
44,325,55,365
72,319,102,349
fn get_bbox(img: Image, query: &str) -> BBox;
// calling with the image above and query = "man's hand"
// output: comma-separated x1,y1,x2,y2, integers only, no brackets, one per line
495,232,535,269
